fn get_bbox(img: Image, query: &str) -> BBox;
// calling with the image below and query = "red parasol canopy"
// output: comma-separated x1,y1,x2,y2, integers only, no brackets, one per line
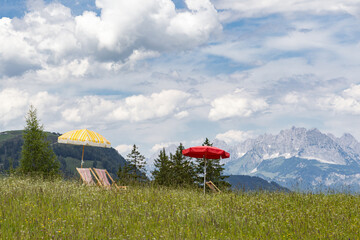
182,146,230,159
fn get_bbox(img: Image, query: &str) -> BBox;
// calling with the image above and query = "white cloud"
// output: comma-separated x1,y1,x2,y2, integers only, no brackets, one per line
319,95,360,114
216,130,255,144
203,41,264,64
314,85,360,115
318,88,360,115
59,89,193,124
265,29,332,51
209,89,268,121
62,95,115,123
75,0,221,59
151,142,178,152
0,0,221,81
21,2,78,59
0,18,40,76
283,92,301,104
31,91,60,116
213,0,360,21
111,89,191,122
0,88,64,127
115,144,133,155
0,88,29,124
175,111,189,119
61,108,81,123
344,84,360,99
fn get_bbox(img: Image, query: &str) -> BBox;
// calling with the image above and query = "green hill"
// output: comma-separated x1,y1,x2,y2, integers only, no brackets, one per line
0,130,127,178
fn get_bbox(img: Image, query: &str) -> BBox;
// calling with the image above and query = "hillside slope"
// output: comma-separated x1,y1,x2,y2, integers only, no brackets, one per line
0,130,127,178
227,175,290,192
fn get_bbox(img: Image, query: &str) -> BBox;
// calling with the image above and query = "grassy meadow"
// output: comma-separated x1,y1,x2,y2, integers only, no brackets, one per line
1,176,360,239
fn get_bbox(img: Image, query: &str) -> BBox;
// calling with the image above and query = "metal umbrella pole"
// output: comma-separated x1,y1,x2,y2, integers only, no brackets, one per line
204,156,206,195
81,145,85,168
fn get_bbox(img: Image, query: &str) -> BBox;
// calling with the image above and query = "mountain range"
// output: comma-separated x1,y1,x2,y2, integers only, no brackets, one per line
216,127,360,192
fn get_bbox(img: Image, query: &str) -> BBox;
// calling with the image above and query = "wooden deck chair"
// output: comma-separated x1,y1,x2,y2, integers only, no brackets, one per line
93,168,127,190
76,168,100,186
206,181,221,193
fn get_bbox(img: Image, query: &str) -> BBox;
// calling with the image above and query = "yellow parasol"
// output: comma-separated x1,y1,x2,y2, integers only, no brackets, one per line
58,129,111,168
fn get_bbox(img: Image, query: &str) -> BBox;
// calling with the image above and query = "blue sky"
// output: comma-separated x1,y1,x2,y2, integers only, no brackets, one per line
1,0,360,157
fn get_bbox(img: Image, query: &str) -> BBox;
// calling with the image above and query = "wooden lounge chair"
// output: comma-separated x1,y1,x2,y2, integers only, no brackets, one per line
206,181,221,193
93,168,127,190
76,168,100,186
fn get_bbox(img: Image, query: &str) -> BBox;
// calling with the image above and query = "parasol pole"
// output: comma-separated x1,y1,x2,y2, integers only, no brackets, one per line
204,155,206,195
81,145,85,168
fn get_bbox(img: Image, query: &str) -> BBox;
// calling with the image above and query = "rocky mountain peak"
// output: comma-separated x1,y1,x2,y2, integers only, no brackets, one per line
223,127,360,191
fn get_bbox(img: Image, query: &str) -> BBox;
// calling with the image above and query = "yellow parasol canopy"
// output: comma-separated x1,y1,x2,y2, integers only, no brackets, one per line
58,129,111,148
58,129,111,167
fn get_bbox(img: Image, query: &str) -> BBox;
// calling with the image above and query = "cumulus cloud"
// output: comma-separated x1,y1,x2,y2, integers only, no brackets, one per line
215,130,255,144
0,87,195,137
209,89,268,121
62,95,115,123
115,144,133,155
111,89,191,122
318,84,360,114
319,95,360,114
0,88,29,124
0,0,221,80
0,88,60,126
60,89,192,123
344,84,360,99
0,18,40,76
75,0,221,60
31,91,60,116
150,142,178,152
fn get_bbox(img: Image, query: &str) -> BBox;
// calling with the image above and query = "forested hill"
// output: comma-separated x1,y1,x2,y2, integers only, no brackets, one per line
227,175,290,192
0,130,127,178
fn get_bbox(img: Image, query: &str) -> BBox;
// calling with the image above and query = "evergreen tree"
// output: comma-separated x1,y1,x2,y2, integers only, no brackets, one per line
19,106,60,178
117,162,134,184
195,138,230,190
152,148,172,186
169,143,197,187
118,144,147,183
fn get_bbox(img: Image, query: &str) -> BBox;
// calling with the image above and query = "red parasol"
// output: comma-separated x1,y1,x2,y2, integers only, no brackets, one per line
182,146,230,194
182,146,230,159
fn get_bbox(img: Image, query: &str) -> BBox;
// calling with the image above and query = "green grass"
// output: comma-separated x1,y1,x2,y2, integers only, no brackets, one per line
0,176,360,239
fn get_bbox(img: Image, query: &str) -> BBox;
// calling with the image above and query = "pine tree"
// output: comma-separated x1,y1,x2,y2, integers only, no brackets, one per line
195,138,230,190
117,162,134,184
19,105,60,178
152,148,172,186
169,143,197,187
118,144,147,183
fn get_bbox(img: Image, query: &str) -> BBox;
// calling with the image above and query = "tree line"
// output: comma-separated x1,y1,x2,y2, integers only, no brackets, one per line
119,139,230,190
